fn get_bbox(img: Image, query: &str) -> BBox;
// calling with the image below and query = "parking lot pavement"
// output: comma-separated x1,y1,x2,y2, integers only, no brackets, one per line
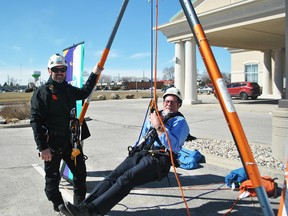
0,95,284,215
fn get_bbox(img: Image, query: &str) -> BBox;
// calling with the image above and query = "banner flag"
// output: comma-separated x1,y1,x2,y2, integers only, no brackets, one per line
63,41,85,116
61,42,85,183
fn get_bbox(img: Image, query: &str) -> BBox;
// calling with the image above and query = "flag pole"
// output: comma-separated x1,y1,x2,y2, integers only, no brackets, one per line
78,0,129,124
179,0,274,215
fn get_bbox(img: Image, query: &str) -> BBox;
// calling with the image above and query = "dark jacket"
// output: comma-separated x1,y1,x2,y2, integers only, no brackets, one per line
30,72,97,151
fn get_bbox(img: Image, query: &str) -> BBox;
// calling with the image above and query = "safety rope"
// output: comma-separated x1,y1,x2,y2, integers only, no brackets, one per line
150,0,154,99
136,0,156,146
223,195,258,216
154,106,191,216
151,1,191,216
152,0,158,100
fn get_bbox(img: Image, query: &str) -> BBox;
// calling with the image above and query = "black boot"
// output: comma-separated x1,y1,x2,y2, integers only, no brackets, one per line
59,204,72,216
53,204,60,212
53,203,64,212
64,202,100,216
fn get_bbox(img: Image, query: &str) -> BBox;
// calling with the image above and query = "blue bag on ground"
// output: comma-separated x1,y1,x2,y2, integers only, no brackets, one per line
177,148,205,170
225,167,248,188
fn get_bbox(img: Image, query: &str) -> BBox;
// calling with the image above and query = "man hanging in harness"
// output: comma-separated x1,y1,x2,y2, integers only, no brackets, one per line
59,87,190,216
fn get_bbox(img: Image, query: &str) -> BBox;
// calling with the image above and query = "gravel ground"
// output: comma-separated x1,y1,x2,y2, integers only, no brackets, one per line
184,138,286,171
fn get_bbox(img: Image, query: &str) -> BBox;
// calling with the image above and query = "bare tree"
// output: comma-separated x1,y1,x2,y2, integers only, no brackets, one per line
8,77,18,86
99,74,112,83
199,71,211,86
121,77,130,82
162,66,174,80
221,72,231,84
199,70,231,86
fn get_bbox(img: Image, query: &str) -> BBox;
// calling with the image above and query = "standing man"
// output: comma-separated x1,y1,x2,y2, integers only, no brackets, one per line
30,53,102,213
59,87,190,216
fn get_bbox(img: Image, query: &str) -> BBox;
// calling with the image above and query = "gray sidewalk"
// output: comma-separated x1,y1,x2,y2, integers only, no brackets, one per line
0,94,284,216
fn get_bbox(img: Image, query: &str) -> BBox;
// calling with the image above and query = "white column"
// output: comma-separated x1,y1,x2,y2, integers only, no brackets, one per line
273,49,284,98
184,39,201,104
262,50,272,95
174,41,185,95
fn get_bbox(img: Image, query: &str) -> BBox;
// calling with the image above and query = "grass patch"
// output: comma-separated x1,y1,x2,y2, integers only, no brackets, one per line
0,102,30,120
0,92,33,105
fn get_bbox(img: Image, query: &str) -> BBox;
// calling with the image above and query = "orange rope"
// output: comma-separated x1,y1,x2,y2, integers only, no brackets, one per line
151,2,190,215
155,107,191,216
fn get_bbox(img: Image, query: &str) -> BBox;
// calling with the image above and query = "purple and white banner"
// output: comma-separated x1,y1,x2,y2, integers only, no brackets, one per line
63,42,85,117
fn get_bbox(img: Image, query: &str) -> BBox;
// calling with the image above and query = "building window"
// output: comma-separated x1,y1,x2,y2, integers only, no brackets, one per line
245,63,258,82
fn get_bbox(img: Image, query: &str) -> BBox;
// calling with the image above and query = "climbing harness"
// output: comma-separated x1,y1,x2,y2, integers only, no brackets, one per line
128,111,187,166
69,108,81,166
47,83,88,166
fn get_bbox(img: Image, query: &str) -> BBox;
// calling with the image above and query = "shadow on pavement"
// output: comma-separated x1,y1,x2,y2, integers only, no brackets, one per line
109,199,279,216
83,168,280,215
140,172,225,189
86,168,225,191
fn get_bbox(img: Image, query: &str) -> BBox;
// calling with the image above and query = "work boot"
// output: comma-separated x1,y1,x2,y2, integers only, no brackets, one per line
58,204,72,216
53,203,61,212
64,202,100,216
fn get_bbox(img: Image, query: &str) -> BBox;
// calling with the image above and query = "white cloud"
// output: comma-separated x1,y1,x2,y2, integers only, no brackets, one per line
82,67,150,80
129,52,150,59
53,38,66,46
159,57,174,67
0,60,7,66
28,58,35,63
94,49,120,59
11,45,22,52
107,49,120,58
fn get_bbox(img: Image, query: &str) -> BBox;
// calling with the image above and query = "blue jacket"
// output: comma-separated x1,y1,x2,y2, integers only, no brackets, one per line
141,112,190,154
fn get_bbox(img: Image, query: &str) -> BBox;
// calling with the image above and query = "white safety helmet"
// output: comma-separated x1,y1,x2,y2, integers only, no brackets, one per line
47,53,68,69
163,87,182,106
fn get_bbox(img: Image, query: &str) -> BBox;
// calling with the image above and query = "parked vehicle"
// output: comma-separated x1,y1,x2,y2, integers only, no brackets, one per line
214,82,261,100
197,85,214,94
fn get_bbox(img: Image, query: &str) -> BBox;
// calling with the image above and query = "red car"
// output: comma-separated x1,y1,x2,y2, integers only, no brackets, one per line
215,82,261,100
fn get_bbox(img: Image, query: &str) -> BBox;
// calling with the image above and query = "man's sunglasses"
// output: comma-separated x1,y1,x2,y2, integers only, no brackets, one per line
51,67,67,73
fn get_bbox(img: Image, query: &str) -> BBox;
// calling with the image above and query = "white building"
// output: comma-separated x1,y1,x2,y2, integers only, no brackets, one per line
158,0,286,103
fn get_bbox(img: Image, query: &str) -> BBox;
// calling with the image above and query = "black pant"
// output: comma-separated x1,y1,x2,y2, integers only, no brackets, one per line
83,150,171,215
44,146,87,206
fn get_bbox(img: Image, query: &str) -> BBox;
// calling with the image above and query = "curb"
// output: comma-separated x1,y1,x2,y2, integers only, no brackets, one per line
203,152,285,182
0,123,30,129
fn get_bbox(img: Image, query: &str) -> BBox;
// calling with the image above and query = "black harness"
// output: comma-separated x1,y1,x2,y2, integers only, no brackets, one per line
127,111,196,158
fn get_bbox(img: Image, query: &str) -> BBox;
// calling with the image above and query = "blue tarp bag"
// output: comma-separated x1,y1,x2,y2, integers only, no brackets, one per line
177,148,205,170
225,167,248,188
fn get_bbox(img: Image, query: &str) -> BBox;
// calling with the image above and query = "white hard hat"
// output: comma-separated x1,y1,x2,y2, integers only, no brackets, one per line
163,87,182,102
47,54,68,69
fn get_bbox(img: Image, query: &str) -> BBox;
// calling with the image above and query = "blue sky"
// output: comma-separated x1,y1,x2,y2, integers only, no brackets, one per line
0,0,230,85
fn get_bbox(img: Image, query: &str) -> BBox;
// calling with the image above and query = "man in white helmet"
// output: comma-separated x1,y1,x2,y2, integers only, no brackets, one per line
59,87,190,216
30,53,103,213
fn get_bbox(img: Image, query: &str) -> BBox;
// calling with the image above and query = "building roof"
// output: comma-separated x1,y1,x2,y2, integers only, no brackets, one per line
158,0,285,51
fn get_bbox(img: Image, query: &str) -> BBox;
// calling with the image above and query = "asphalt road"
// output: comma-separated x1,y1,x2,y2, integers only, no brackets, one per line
0,94,284,216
